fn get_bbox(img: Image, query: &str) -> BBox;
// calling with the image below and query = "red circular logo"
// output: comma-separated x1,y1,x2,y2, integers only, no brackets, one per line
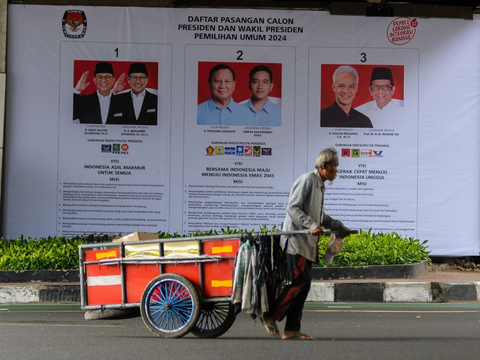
387,17,417,45
121,143,129,151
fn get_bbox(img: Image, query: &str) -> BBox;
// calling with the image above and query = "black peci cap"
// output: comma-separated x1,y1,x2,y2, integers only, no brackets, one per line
370,67,394,86
128,63,148,77
94,62,114,76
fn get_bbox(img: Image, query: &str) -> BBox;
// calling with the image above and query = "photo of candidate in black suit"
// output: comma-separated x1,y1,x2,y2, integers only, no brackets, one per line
73,62,130,125
321,65,373,128
115,63,158,126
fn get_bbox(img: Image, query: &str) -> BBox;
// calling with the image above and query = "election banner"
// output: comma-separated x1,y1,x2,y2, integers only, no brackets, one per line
4,5,480,255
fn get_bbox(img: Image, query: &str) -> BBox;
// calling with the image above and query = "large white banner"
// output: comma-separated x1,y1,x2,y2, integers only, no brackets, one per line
4,5,480,256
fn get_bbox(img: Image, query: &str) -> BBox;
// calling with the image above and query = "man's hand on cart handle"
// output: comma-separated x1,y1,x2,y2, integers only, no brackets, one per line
309,227,323,236
304,228,358,237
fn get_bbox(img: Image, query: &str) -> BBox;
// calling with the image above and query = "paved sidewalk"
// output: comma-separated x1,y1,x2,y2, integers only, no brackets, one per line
0,270,478,304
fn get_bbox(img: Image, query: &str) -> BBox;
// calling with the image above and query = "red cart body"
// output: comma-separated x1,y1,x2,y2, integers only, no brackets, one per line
81,238,240,308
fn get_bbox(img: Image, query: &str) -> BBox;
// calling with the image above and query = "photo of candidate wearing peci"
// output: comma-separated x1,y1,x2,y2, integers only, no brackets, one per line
73,60,159,125
73,61,130,125
355,66,404,126
115,63,158,126
243,64,281,127
320,65,373,128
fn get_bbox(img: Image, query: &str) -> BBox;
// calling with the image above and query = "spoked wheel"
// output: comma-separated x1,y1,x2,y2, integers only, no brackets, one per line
191,302,236,338
140,274,200,338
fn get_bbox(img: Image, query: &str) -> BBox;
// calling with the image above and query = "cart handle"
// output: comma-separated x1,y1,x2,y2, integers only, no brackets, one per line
78,229,358,250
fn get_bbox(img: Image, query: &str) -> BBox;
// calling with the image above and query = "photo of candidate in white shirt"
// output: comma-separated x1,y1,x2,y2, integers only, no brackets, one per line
355,67,403,128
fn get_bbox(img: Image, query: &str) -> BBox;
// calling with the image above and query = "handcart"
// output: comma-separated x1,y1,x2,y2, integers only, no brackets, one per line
78,229,354,338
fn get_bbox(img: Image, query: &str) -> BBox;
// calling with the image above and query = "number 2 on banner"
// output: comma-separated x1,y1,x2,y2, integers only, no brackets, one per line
237,50,243,61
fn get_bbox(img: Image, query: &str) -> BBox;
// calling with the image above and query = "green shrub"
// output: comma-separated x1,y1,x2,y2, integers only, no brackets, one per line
0,228,429,270
316,229,430,267
0,236,84,271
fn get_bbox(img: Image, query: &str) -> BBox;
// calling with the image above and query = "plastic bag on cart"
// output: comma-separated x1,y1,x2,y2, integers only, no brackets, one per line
232,235,288,318
324,233,344,265
232,239,254,313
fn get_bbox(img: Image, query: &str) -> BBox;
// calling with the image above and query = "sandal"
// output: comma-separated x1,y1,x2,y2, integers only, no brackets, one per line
260,319,280,338
282,332,313,340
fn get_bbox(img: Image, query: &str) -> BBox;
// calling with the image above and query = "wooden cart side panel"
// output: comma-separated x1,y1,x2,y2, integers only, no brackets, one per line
202,239,240,256
85,248,122,306
163,263,201,293
203,259,235,297
202,239,238,297
125,264,161,303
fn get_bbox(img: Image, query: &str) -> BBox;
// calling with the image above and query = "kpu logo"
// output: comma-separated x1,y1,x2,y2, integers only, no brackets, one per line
62,10,87,38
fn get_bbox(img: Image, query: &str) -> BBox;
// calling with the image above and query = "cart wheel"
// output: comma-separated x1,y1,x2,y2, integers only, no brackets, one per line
140,274,200,338
191,302,236,338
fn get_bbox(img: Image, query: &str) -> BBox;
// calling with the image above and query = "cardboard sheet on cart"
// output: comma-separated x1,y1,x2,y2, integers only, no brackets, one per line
113,231,159,243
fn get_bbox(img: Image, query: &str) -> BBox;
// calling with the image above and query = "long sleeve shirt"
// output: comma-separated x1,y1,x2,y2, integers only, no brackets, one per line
280,169,344,262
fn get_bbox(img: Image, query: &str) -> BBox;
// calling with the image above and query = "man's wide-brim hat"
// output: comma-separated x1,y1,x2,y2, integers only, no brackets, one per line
94,62,114,76
370,67,394,86
129,63,148,76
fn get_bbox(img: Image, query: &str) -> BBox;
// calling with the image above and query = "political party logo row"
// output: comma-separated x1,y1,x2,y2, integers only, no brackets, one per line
342,148,383,158
101,143,130,154
206,145,272,157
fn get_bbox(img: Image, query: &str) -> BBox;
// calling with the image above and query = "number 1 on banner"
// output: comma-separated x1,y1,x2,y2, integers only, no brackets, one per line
114,48,118,58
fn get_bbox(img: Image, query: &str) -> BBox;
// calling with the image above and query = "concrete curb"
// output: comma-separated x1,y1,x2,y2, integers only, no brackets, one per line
312,260,429,280
1,281,479,304
0,284,80,304
306,281,480,303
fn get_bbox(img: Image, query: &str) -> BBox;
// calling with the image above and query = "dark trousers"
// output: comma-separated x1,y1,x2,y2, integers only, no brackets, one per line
269,253,312,332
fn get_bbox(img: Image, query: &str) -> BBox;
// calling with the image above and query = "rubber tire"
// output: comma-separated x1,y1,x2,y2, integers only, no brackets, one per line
140,273,200,338
190,302,236,338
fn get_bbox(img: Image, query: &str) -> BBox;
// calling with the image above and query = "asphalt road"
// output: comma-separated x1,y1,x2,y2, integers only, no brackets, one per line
0,303,479,360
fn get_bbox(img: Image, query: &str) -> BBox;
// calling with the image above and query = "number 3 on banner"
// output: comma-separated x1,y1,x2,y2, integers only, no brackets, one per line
360,52,367,63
